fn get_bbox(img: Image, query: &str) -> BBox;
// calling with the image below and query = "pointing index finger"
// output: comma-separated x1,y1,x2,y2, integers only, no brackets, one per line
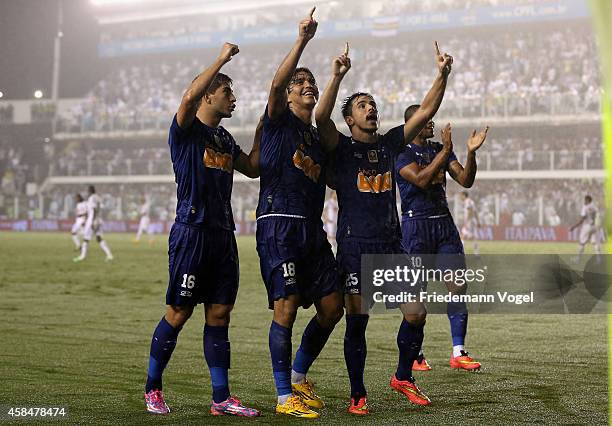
344,42,349,56
434,41,441,56
308,6,316,18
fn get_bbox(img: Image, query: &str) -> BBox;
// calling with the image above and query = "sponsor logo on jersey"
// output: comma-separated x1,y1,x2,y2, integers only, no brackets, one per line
203,148,233,173
357,170,392,193
367,150,379,163
292,145,321,182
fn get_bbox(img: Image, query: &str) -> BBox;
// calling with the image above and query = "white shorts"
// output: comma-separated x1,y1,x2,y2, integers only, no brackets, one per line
461,219,478,239
84,218,103,240
138,216,151,233
323,221,336,240
579,224,599,245
71,216,86,234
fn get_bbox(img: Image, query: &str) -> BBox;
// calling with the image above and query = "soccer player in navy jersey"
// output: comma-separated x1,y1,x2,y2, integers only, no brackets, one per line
396,106,488,373
315,42,452,413
256,7,343,419
143,42,261,417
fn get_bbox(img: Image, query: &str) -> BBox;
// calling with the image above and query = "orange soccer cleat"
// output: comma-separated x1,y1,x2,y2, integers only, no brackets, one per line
450,351,481,371
390,375,431,406
347,396,369,415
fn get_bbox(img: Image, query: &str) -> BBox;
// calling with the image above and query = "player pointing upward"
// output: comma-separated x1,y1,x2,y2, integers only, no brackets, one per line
256,7,343,419
316,40,452,412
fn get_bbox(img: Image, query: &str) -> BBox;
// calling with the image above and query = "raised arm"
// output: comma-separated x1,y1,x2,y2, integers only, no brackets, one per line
235,116,264,178
404,41,452,143
177,42,239,129
315,43,351,152
267,7,318,121
448,126,489,188
399,123,453,189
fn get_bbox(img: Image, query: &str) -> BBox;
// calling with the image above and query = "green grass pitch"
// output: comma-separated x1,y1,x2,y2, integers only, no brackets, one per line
0,232,607,424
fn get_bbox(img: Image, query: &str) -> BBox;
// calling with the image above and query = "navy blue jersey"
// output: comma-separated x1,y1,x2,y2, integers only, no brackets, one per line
334,125,405,243
168,114,242,230
395,141,457,220
256,105,327,221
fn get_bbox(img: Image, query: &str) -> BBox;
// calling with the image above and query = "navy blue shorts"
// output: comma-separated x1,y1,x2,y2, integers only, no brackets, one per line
166,222,239,306
337,239,403,295
256,217,340,309
401,215,465,271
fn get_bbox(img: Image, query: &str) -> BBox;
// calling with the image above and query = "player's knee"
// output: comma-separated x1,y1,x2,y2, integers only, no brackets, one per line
96,235,103,243
273,300,298,328
317,305,343,329
404,311,427,324
205,304,233,326
165,305,194,328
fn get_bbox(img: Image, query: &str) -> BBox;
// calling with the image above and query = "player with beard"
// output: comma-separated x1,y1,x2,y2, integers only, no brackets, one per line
396,105,489,373
256,7,343,419
315,42,452,413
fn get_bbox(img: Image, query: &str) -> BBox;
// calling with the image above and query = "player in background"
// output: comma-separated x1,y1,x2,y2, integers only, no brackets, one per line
73,185,113,262
570,194,602,262
70,193,87,251
134,196,153,244
316,41,452,413
256,8,343,419
323,191,338,253
143,42,261,417
396,108,488,373
460,191,480,256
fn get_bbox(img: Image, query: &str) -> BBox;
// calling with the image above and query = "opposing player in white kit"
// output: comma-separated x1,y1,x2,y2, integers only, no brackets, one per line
323,191,338,253
134,196,153,244
460,191,480,256
71,193,88,251
73,185,114,262
570,195,602,262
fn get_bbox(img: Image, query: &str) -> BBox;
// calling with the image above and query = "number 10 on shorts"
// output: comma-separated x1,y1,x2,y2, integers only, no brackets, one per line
182,274,195,289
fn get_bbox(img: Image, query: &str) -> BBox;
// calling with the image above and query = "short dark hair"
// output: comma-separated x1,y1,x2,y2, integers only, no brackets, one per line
206,72,233,95
404,104,420,123
289,67,316,89
76,193,83,202
341,92,373,118
88,185,95,194
585,195,592,202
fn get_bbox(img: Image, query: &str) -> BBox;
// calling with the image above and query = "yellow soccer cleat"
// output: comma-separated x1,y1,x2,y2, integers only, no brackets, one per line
275,395,320,419
292,378,324,409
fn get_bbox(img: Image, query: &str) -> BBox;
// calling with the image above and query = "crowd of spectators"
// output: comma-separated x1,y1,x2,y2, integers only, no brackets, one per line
0,105,14,124
31,103,57,123
59,24,599,133
50,145,170,177
0,141,28,197
43,134,602,178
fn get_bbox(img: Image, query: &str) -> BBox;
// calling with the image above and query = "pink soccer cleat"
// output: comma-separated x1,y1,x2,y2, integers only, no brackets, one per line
145,389,170,414
210,396,261,417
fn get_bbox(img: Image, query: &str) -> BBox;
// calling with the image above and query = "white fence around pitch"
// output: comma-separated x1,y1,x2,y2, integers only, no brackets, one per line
39,168,607,192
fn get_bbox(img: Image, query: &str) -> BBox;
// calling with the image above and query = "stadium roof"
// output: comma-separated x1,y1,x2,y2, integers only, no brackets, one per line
92,0,333,25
